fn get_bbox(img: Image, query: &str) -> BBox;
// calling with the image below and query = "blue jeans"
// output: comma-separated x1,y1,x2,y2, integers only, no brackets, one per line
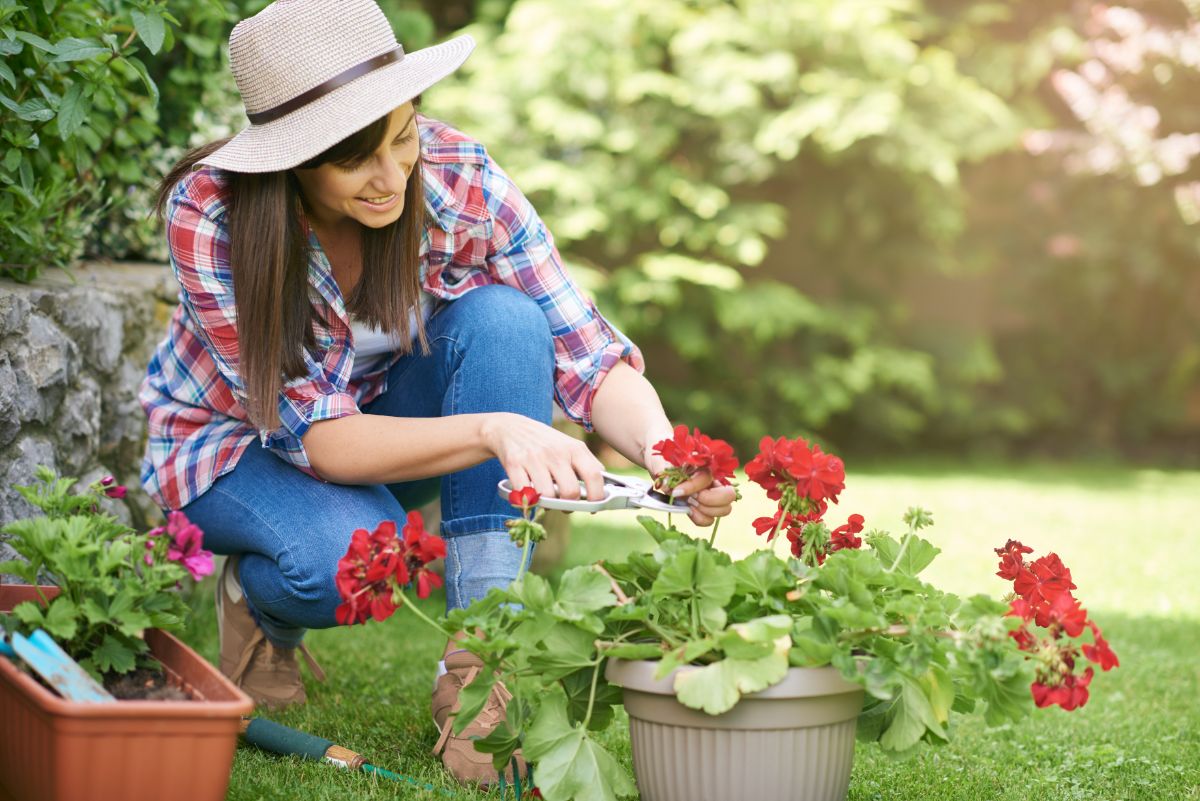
182,284,552,646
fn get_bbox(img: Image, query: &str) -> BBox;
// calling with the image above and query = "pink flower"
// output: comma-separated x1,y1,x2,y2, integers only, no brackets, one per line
163,511,214,582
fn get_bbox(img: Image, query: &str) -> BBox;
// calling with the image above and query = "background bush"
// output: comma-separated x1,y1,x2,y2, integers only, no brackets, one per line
3,0,1196,462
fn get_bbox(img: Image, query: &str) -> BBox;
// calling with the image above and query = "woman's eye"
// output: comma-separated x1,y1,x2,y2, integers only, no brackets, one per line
392,132,415,147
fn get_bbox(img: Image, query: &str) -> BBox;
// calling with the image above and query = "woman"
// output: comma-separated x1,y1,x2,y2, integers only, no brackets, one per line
138,0,735,787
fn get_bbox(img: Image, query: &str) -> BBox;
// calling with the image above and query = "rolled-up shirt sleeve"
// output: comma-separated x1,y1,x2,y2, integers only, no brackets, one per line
480,156,645,431
166,185,360,473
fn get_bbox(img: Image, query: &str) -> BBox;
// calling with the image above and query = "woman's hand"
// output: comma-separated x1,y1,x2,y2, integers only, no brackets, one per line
481,412,607,503
643,445,737,527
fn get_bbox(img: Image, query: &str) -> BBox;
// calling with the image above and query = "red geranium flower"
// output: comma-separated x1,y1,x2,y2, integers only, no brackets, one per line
1032,667,1093,711
1033,592,1089,638
994,539,1033,580
829,514,865,552
752,509,784,541
746,436,844,504
508,486,540,511
335,516,447,625
1028,553,1077,603
652,424,739,488
1082,634,1119,671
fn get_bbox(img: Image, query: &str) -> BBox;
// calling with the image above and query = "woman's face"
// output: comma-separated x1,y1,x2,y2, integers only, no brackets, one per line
292,103,419,231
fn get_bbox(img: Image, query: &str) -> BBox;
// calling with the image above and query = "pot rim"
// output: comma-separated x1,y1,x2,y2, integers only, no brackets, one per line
605,657,862,700
0,584,253,718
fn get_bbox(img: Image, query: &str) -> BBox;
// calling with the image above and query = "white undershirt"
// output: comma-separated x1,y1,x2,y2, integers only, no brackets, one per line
348,292,434,379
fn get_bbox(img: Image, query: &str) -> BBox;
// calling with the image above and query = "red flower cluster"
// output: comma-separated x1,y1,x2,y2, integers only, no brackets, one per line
335,513,447,626
746,436,845,505
746,436,861,564
651,425,739,492
995,539,1118,711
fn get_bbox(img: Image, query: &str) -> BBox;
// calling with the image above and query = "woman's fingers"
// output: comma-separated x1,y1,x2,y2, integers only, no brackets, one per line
695,484,737,507
667,469,714,499
687,497,731,517
574,448,607,503
506,465,532,494
548,458,582,500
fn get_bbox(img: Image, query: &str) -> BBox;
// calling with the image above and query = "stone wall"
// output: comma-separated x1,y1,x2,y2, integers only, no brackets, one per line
0,262,178,548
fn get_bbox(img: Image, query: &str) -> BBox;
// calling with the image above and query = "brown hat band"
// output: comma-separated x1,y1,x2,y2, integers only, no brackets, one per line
247,45,405,125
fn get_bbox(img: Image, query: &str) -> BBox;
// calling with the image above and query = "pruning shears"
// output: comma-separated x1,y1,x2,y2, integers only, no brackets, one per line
498,471,691,515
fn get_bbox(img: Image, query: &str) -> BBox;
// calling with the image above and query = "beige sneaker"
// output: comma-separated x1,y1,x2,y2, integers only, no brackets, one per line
432,647,529,787
215,556,325,710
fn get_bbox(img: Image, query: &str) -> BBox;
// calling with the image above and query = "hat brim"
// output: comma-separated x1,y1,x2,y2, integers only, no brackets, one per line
199,34,474,173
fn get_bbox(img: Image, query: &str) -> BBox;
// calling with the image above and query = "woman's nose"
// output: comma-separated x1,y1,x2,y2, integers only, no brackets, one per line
367,153,411,195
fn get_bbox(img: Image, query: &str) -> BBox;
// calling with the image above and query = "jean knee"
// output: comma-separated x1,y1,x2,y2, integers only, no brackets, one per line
457,285,553,356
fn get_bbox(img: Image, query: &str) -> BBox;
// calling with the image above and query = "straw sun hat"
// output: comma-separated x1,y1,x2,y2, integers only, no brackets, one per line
199,0,474,173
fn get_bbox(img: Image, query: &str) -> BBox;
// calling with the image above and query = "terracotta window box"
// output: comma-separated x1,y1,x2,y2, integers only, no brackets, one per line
0,584,253,801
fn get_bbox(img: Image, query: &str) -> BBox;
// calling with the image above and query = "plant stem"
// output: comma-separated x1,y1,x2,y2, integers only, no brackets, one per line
644,615,682,650
400,591,451,638
593,564,631,604
887,534,912,573
581,659,602,730
515,533,533,584
707,517,721,547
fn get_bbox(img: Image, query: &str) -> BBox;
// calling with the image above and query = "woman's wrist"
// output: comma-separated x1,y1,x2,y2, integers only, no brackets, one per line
477,412,506,457
638,421,675,468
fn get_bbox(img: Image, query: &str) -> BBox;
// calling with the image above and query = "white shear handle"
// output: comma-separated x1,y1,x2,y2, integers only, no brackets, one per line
496,478,616,513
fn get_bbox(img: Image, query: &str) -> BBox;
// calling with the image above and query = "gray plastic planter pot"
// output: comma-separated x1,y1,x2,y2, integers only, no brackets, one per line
605,659,865,801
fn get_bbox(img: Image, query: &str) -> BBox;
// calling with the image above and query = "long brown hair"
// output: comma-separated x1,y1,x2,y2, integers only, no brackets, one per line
155,108,428,430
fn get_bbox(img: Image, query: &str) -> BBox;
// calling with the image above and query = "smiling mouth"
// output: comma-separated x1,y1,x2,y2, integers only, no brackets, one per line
357,194,396,205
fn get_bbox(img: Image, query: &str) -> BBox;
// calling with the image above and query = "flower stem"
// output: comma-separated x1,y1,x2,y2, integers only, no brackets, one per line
515,533,533,584
400,590,451,638
707,518,722,547
887,533,912,573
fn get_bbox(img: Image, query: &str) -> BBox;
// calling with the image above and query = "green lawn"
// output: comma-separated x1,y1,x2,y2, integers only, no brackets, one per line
183,461,1200,800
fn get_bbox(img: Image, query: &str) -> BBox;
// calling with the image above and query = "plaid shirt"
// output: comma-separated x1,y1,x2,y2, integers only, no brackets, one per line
139,115,643,511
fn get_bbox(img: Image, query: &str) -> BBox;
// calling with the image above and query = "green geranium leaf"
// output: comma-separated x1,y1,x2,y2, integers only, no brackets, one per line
673,635,790,715
651,547,735,633
92,634,136,674
601,642,662,660
979,658,1034,726
561,665,623,731
527,623,599,680
877,674,947,753
654,637,716,680
523,694,635,801
732,550,790,597
893,535,941,577
450,667,499,736
919,663,955,727
555,566,617,620
42,596,78,640
471,719,521,771
717,615,792,660
511,572,554,611
637,514,680,545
